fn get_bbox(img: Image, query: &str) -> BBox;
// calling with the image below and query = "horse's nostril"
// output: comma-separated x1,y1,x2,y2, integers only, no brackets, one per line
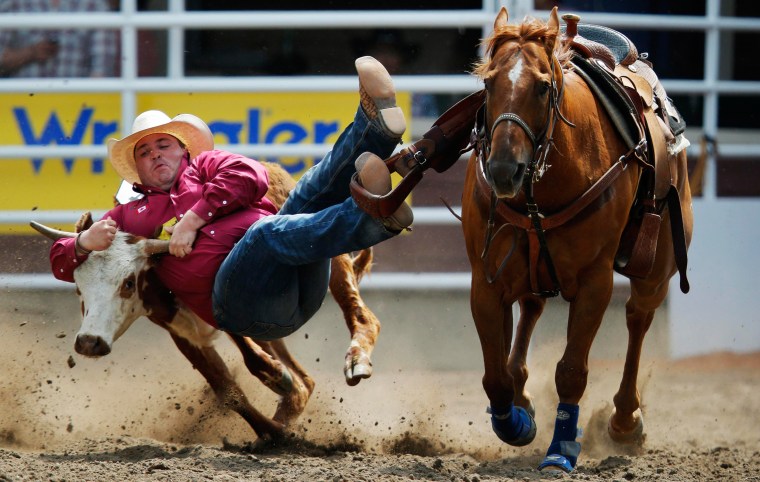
488,157,516,182
514,163,526,184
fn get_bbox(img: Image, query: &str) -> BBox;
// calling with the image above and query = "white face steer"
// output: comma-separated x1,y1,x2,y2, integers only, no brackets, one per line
72,232,157,357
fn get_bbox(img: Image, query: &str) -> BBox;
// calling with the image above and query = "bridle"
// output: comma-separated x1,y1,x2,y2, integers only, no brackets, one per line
479,51,575,186
474,48,575,296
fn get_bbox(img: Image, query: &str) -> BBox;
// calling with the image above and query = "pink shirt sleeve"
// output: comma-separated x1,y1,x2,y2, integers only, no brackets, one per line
186,150,270,224
49,205,125,282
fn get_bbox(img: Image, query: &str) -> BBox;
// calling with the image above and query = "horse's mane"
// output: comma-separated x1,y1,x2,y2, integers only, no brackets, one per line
472,16,571,78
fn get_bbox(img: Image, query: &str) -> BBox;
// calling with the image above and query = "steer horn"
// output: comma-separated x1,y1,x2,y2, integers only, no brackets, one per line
142,239,171,256
29,221,77,240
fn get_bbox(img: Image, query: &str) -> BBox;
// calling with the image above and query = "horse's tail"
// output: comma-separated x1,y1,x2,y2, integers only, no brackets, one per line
688,134,715,197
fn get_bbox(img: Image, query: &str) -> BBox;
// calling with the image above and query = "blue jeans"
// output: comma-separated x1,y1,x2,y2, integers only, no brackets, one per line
212,106,399,340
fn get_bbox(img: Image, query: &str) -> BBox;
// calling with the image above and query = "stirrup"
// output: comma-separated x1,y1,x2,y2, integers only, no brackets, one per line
350,90,486,218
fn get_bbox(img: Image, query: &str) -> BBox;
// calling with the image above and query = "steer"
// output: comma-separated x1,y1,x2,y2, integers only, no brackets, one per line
31,162,382,441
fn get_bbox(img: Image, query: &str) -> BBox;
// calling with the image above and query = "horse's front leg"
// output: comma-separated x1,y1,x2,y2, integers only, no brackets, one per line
539,269,614,473
329,250,381,386
508,295,545,416
471,277,536,447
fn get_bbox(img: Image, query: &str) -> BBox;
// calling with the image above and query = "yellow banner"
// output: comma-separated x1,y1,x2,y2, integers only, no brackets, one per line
1,92,411,233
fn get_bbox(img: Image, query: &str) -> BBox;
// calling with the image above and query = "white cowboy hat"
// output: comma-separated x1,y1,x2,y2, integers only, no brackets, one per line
107,110,214,184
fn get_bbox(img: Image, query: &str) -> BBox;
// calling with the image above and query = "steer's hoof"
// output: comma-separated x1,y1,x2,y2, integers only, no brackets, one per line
344,346,373,386
608,408,645,445
267,366,294,396
272,371,311,427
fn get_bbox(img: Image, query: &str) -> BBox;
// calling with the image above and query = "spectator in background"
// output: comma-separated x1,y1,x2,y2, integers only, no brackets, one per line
355,29,439,118
0,0,118,78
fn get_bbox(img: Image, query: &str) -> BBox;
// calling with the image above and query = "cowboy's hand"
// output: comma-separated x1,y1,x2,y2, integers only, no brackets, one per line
77,217,117,253
167,210,205,258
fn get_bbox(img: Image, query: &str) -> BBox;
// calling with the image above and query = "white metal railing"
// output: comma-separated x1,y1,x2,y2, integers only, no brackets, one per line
2,0,759,291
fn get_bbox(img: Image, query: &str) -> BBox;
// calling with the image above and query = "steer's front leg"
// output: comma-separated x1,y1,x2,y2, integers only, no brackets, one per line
169,332,284,440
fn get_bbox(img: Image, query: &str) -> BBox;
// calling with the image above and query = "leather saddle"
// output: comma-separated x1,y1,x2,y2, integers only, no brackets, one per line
561,14,689,290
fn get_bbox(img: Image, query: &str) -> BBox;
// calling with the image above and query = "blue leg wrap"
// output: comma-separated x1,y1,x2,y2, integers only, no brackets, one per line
538,403,582,473
487,403,537,447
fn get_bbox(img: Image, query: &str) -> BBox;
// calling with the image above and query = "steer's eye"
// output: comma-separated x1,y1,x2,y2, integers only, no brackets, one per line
119,274,137,299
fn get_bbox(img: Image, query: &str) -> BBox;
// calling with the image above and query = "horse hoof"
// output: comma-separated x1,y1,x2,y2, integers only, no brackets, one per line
538,454,574,473
608,408,645,445
344,348,373,386
521,399,536,418
491,406,537,447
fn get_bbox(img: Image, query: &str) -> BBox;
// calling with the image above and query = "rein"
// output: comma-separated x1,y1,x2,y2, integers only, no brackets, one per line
475,52,637,296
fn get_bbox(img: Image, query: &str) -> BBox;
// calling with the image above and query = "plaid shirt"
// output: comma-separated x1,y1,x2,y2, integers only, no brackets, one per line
0,0,118,77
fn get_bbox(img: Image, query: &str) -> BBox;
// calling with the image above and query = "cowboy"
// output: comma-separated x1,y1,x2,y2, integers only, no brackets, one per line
49,56,412,340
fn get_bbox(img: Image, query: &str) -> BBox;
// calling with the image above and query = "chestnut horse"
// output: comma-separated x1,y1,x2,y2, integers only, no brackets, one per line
460,7,693,472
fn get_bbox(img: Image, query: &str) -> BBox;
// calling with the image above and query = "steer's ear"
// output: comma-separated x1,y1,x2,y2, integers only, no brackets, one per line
75,212,94,233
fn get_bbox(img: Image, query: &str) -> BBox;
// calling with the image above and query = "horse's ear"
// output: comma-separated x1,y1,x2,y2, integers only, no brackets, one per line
545,7,560,52
494,6,509,31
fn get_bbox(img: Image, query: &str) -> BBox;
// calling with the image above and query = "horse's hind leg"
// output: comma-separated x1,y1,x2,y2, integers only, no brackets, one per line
610,185,692,444
471,278,536,447
508,295,545,416
609,271,672,443
329,250,381,386
169,333,283,441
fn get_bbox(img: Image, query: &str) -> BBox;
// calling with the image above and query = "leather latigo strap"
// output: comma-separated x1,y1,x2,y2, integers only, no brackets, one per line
350,90,486,219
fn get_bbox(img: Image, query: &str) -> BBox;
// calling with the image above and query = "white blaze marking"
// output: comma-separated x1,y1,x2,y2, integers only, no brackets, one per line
508,57,524,103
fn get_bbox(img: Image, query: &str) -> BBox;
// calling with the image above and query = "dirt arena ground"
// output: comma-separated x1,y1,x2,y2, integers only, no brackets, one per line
1,289,758,481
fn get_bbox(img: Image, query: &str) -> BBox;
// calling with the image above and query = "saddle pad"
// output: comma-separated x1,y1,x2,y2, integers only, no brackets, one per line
571,55,641,150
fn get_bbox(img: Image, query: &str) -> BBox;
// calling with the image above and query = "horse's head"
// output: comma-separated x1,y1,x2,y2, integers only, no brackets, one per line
474,6,565,199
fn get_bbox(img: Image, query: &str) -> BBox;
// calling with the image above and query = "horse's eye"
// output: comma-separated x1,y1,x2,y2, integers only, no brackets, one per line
484,77,493,91
538,80,551,96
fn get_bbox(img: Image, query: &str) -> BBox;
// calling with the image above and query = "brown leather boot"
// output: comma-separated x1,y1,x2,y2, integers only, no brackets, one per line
354,152,413,232
355,56,406,139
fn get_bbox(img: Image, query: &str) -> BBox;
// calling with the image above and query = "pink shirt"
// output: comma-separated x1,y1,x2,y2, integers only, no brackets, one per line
50,150,278,327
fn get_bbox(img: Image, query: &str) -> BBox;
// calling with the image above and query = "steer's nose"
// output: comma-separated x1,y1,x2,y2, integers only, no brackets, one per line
75,334,111,357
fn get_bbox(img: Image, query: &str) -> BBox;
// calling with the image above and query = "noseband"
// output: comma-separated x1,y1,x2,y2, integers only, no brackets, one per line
479,53,574,185
491,112,538,147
